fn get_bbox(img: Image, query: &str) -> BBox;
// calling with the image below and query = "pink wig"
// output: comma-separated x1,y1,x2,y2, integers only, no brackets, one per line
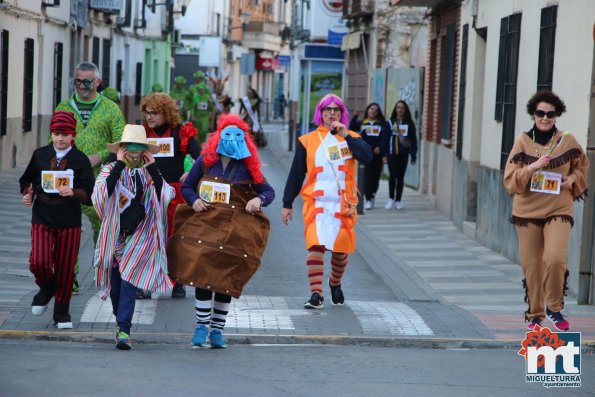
312,94,350,126
201,114,265,184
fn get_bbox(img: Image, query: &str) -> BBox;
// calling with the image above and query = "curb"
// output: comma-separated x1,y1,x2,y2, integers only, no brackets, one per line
2,330,594,352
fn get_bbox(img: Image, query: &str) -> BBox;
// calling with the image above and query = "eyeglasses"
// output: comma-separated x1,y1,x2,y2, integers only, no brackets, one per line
74,78,97,86
323,106,341,113
143,110,158,118
534,110,557,119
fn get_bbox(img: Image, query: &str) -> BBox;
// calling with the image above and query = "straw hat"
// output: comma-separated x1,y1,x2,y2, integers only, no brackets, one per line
108,124,159,154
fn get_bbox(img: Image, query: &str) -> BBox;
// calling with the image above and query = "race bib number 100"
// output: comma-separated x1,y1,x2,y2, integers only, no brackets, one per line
199,181,231,204
147,137,174,158
530,171,561,195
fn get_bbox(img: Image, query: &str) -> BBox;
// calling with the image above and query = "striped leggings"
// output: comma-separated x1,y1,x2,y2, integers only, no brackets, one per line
307,245,348,295
195,288,232,330
29,224,81,304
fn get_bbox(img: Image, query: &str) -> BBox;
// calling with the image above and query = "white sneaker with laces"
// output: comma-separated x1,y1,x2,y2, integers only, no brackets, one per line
395,201,404,210
385,199,394,210
365,200,372,210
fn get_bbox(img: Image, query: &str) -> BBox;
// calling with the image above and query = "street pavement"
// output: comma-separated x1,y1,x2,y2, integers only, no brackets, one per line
0,120,594,350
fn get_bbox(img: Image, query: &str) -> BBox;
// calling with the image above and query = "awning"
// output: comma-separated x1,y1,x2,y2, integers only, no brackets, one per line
341,32,362,51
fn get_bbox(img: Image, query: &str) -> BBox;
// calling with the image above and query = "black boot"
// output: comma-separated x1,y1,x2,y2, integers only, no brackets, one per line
53,302,73,329
31,282,56,316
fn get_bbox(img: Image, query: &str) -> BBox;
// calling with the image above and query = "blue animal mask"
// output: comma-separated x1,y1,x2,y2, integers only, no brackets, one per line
216,126,251,160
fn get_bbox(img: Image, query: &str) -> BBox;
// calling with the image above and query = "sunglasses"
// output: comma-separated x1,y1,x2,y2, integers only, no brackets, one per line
534,110,557,119
323,106,341,113
74,78,97,86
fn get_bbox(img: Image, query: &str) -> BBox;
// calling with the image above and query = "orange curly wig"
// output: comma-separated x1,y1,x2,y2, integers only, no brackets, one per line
140,92,181,127
202,114,265,184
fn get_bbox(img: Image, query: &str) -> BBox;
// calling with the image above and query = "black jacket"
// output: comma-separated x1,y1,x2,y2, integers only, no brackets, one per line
349,116,391,156
19,144,94,228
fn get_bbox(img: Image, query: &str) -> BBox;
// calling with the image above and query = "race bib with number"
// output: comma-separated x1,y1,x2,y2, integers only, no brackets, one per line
393,124,408,137
199,180,231,204
326,141,353,162
41,170,74,193
365,125,381,137
147,137,174,158
530,171,561,195
197,102,208,110
118,186,135,213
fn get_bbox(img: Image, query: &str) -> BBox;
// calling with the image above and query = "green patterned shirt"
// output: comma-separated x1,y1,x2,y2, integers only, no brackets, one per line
55,95,125,169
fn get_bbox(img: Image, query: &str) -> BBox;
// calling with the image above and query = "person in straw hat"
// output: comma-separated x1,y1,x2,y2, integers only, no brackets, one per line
92,124,175,350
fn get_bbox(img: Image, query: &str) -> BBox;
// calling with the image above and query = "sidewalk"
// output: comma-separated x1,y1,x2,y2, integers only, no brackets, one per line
0,121,593,349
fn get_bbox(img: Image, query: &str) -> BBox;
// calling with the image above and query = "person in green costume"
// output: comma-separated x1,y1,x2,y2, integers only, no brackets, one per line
151,83,164,93
101,86,120,104
170,76,192,122
189,82,212,143
55,62,126,293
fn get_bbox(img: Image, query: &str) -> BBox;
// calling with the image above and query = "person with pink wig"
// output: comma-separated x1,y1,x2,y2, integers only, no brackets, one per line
282,94,372,309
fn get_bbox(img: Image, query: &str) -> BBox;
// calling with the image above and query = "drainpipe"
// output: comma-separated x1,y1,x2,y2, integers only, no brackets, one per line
471,0,486,41
36,18,46,149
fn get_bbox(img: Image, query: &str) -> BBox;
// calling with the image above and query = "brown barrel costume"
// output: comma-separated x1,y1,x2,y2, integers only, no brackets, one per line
167,171,270,298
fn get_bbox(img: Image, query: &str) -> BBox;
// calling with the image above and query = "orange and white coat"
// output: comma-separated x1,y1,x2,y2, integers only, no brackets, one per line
284,126,372,253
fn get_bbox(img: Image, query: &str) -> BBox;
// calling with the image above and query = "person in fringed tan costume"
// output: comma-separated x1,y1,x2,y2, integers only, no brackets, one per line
503,91,589,332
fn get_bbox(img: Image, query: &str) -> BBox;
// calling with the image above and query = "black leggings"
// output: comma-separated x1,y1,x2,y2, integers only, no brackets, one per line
387,154,409,201
364,154,384,201
195,287,232,303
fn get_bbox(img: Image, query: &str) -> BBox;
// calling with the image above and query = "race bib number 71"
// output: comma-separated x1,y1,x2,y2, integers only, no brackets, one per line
530,171,561,195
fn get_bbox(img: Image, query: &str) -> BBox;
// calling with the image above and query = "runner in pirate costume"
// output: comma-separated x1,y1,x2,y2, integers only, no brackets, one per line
282,94,372,309
140,92,201,299
503,91,589,332
19,111,94,329
92,125,175,350
168,114,275,348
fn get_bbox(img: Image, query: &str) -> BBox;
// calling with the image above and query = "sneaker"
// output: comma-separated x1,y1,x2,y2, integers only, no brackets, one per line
365,200,372,210
546,308,570,331
55,321,73,329
527,317,543,331
191,325,208,348
31,287,54,316
395,201,404,210
304,292,324,309
72,279,79,295
135,289,152,300
328,280,345,305
209,329,226,349
385,199,394,210
171,283,186,299
53,302,72,329
116,331,132,350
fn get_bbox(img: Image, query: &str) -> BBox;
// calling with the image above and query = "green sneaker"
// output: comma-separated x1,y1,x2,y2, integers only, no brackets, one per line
116,331,131,350
72,279,80,295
